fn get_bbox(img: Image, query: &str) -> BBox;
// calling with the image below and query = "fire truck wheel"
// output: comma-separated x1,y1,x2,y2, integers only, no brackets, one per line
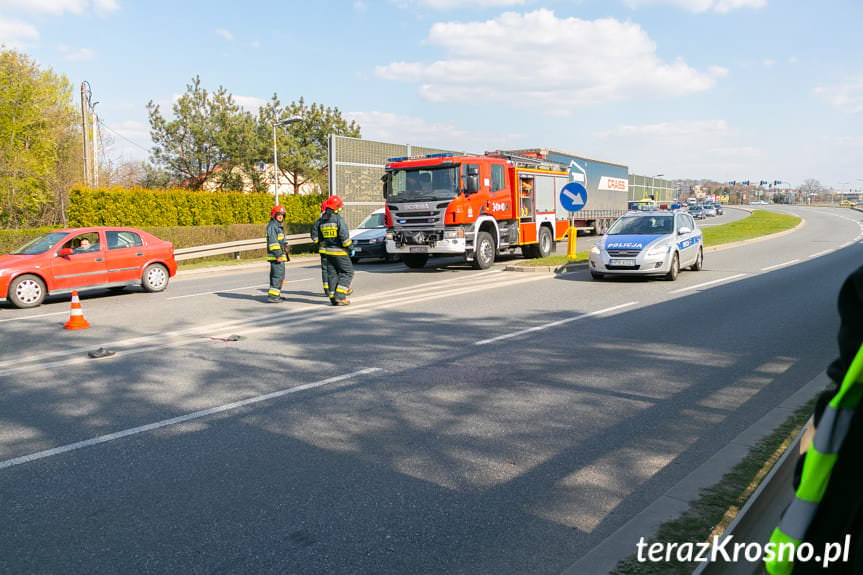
473,231,495,270
537,226,554,258
404,253,429,269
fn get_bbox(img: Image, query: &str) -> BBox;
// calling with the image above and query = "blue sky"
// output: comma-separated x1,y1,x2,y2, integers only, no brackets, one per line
1,0,861,188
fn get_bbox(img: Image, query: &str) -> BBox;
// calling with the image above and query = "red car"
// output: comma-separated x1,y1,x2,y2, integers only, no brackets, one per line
0,227,177,308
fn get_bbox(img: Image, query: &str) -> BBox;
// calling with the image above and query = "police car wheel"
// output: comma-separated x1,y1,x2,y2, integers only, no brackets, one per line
590,271,604,280
664,253,679,281
690,248,703,271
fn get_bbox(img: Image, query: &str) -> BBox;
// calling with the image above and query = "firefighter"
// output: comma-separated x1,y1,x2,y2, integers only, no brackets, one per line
314,199,329,297
311,195,354,305
266,205,290,303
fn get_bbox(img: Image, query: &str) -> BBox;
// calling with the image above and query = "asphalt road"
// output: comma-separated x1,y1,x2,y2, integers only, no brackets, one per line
0,206,860,574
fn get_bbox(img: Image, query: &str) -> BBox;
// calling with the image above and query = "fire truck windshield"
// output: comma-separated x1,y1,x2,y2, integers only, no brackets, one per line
385,166,460,202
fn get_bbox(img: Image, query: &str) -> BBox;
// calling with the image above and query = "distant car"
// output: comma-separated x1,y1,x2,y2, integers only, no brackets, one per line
714,203,724,215
0,227,176,308
839,200,855,208
749,200,769,205
688,205,705,219
349,209,397,263
702,204,717,217
589,210,703,281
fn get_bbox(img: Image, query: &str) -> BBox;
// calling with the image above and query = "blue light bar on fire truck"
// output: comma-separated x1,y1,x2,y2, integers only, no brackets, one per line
386,152,456,163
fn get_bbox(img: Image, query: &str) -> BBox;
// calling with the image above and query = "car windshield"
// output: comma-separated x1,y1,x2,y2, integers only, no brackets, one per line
358,212,386,229
608,215,674,235
690,207,702,211
10,232,68,255
385,166,460,202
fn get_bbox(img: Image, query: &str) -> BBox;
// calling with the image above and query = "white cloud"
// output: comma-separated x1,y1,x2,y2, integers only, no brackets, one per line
624,0,766,12
58,43,95,61
0,0,117,14
376,10,722,110
345,111,519,152
786,56,798,64
215,28,233,41
762,58,775,67
419,0,527,8
592,119,765,178
598,120,729,138
353,0,367,11
234,95,267,112
0,16,39,47
815,76,863,114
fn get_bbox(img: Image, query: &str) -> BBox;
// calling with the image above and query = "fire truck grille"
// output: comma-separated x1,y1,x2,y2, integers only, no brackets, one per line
392,210,443,228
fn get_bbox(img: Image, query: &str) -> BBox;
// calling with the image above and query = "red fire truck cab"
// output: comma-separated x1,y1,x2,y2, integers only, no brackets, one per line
383,151,572,269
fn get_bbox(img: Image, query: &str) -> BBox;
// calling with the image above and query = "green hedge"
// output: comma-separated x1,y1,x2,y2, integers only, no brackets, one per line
67,187,325,227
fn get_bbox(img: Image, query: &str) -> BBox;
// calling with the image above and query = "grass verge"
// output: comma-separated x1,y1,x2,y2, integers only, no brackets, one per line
703,210,800,247
514,250,590,267
610,397,817,575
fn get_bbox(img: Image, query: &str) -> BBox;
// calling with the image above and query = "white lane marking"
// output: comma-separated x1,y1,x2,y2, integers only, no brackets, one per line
808,249,834,259
0,367,382,471
0,272,547,375
669,273,747,294
0,311,68,324
165,279,311,300
761,259,800,272
474,302,639,346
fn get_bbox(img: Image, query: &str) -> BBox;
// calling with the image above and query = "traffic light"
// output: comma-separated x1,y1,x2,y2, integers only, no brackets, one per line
773,180,782,186
729,180,737,185
741,180,750,186
759,180,769,186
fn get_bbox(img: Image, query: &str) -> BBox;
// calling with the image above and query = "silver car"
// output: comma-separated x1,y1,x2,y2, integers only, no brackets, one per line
589,211,704,281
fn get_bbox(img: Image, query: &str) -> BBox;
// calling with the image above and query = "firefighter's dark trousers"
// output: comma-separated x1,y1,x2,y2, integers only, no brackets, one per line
319,255,329,297
325,254,354,303
268,260,285,298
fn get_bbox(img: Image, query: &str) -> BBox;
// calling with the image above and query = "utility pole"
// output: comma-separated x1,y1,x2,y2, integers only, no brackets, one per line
91,101,100,187
80,82,91,186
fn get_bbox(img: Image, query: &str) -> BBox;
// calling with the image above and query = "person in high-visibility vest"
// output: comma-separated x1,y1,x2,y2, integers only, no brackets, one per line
766,265,863,574
265,205,290,303
311,195,353,305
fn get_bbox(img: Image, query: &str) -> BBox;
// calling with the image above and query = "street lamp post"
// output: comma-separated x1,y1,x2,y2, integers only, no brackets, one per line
650,174,664,202
272,116,302,205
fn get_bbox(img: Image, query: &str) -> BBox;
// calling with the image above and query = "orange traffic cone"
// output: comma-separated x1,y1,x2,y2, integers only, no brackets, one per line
64,290,91,330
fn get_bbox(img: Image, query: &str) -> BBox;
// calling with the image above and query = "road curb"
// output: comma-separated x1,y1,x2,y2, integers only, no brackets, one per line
503,261,587,273
560,372,829,575
704,215,806,253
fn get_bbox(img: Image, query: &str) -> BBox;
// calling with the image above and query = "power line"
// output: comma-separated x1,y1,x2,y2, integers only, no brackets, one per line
97,117,151,155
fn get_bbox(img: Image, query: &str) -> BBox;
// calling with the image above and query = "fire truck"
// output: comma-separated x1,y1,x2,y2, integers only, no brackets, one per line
383,150,628,269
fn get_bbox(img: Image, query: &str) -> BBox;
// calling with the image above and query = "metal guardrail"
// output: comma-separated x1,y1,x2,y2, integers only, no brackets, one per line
692,421,811,575
173,233,312,261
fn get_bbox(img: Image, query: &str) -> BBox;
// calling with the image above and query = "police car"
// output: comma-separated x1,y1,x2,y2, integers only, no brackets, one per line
588,210,703,281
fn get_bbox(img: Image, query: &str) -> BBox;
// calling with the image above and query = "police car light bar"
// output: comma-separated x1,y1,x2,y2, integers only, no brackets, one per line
386,152,457,163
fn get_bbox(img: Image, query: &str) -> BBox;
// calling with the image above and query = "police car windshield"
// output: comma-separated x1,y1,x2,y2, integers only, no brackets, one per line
11,232,68,255
386,167,459,202
608,215,674,235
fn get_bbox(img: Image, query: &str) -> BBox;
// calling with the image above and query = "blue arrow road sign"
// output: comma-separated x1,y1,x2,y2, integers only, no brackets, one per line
560,182,587,212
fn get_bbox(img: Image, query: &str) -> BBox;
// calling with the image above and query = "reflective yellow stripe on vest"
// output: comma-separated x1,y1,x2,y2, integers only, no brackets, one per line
766,343,863,574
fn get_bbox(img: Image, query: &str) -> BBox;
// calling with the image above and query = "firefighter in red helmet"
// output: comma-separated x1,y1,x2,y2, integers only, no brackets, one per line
266,205,290,303
311,195,354,305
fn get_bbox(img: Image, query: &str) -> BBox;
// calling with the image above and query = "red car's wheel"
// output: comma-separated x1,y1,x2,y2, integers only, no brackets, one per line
142,264,169,292
8,274,47,308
